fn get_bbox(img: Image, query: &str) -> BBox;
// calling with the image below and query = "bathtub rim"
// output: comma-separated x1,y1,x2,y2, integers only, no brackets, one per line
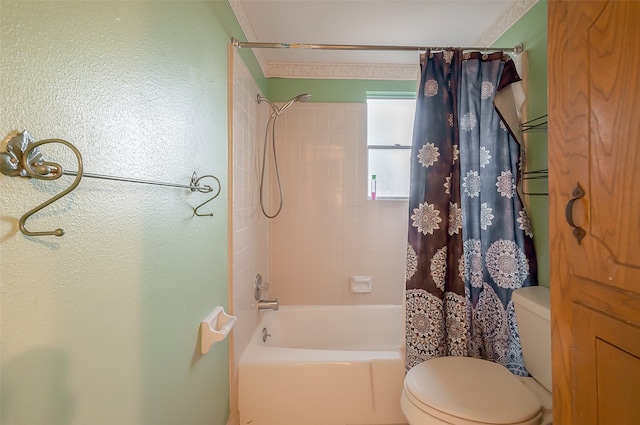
239,304,405,364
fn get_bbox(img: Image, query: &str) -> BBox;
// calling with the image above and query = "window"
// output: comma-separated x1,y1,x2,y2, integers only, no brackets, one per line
367,95,416,199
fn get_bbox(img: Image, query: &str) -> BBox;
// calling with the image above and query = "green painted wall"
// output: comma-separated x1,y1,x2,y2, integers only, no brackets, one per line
493,0,549,287
0,2,239,424
267,78,417,103
214,3,267,94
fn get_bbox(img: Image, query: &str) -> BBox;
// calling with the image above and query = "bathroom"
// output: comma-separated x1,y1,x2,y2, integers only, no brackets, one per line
230,1,549,423
0,2,549,425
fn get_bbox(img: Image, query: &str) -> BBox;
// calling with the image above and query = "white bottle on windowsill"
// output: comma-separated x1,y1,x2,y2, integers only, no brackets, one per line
370,174,377,200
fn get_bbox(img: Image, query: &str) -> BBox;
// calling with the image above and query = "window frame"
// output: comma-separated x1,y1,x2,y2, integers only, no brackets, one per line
366,93,416,200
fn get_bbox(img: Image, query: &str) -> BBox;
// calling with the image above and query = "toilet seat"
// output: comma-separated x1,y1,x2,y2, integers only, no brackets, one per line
403,357,542,425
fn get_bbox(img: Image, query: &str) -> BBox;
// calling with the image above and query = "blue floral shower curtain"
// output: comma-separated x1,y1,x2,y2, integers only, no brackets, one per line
405,50,537,375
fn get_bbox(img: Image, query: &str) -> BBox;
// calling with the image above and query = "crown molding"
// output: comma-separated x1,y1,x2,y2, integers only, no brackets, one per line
473,0,540,47
265,62,420,80
231,0,539,80
228,0,268,75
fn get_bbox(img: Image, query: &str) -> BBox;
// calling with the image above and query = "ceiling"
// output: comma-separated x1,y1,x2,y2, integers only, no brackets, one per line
230,0,538,79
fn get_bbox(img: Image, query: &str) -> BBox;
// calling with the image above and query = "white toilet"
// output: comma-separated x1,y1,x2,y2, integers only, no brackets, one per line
401,286,552,425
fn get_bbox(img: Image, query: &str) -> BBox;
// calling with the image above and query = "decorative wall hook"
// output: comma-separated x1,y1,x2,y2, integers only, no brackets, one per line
18,138,84,237
1,131,222,237
190,173,221,217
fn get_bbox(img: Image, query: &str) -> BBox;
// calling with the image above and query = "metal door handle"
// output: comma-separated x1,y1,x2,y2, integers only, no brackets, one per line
565,182,586,244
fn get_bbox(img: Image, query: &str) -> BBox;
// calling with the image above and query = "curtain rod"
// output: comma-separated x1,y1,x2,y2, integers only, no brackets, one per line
231,38,523,55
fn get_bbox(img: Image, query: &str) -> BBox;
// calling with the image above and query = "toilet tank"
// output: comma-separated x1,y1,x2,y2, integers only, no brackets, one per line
512,286,551,392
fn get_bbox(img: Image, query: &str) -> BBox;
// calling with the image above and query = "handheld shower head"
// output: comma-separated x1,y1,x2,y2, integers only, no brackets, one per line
256,92,311,219
279,93,312,114
257,93,311,116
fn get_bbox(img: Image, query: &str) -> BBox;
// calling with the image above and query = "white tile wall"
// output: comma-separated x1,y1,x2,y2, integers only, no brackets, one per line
230,52,410,424
267,103,408,305
229,52,269,421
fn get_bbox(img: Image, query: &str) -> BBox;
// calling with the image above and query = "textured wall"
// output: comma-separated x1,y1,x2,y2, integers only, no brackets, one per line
0,2,230,425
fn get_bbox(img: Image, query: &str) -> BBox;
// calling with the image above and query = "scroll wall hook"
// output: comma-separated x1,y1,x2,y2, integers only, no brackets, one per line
2,131,221,237
191,173,221,217
18,139,84,237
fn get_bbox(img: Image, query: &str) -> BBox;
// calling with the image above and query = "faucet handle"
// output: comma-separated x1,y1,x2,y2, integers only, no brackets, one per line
254,274,263,300
254,273,270,300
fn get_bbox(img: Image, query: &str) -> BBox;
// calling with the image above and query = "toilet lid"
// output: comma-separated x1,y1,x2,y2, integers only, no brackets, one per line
405,357,541,424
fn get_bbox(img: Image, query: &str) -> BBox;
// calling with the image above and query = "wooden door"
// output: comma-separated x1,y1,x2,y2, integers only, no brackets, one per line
548,1,640,424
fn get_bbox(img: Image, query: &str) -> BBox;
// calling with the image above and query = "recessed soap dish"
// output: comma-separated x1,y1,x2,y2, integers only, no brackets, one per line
200,306,237,354
350,276,372,293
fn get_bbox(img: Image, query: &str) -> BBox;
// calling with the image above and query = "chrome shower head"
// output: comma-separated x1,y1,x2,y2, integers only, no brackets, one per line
279,93,312,114
257,93,311,116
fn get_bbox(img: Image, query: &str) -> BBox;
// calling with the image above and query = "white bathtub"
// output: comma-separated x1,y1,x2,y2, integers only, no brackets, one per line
238,305,408,425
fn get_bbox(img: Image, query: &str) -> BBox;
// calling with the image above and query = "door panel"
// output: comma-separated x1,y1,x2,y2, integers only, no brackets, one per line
573,301,640,425
586,0,640,268
549,1,640,423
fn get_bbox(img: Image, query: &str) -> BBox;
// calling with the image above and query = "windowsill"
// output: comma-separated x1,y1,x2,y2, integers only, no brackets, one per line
369,196,409,201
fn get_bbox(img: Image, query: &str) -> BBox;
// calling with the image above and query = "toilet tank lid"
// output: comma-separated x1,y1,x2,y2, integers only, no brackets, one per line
512,286,550,321
405,357,541,424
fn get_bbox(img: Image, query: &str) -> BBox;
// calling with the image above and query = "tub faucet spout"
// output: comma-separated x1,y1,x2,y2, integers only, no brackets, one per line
257,298,279,311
